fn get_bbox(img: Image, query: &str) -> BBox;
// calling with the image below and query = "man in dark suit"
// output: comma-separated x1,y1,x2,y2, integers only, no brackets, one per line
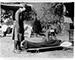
12,5,26,53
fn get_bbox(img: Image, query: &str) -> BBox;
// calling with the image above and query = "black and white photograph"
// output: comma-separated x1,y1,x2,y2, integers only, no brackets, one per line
0,1,74,58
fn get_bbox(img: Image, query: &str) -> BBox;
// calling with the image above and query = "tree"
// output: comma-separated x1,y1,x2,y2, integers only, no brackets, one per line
39,3,63,28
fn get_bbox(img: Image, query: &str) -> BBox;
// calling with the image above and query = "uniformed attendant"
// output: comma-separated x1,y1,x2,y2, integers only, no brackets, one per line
12,5,26,53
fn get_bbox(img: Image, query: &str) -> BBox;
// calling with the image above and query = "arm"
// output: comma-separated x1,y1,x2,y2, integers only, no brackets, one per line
45,30,49,41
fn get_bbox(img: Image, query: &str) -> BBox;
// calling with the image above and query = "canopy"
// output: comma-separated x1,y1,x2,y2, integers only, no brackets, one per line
1,3,21,11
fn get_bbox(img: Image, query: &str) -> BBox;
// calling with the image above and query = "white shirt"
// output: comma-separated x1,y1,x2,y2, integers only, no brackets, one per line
1,25,8,32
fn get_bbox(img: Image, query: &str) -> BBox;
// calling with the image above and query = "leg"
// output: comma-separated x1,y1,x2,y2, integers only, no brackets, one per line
3,32,7,37
45,30,49,41
14,40,18,50
13,33,22,53
22,40,28,49
17,33,23,50
13,40,21,53
17,41,22,50
52,32,57,40
3,29,8,37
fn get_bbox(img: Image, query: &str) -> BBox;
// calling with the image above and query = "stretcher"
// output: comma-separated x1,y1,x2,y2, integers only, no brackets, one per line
27,45,73,53
22,37,73,53
23,40,73,53
22,39,62,53
27,46,63,53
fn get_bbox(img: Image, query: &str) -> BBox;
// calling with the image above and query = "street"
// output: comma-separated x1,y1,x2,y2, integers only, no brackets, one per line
0,36,73,58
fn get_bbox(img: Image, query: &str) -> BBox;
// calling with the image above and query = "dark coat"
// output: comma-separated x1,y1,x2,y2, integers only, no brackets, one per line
33,19,42,34
12,9,24,41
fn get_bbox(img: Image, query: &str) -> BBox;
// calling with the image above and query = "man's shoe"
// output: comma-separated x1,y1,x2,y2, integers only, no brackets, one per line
13,50,21,54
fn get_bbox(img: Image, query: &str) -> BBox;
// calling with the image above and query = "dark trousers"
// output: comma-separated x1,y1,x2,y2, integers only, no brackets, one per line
14,33,24,50
14,40,21,50
3,27,12,37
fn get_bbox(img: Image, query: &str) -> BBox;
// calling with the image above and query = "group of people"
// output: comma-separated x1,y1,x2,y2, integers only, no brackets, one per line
12,4,42,53
0,3,73,54
12,4,62,53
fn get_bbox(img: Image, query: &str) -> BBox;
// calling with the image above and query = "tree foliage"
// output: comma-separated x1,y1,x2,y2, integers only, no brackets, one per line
39,3,63,27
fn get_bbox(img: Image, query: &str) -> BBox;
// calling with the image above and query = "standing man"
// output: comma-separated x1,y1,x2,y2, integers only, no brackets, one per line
33,18,42,37
12,4,26,53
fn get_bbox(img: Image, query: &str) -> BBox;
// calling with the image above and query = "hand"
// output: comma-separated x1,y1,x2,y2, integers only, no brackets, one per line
20,8,26,12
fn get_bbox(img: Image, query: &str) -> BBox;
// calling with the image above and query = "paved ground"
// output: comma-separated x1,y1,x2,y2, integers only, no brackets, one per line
0,36,74,58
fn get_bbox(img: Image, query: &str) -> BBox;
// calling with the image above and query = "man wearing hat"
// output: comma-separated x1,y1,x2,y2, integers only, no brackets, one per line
12,4,26,53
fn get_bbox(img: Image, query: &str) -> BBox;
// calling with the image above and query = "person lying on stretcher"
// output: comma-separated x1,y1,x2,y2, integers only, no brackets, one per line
21,24,72,49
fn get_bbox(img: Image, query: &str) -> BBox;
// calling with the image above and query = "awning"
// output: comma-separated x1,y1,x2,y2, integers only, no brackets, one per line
1,3,22,11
